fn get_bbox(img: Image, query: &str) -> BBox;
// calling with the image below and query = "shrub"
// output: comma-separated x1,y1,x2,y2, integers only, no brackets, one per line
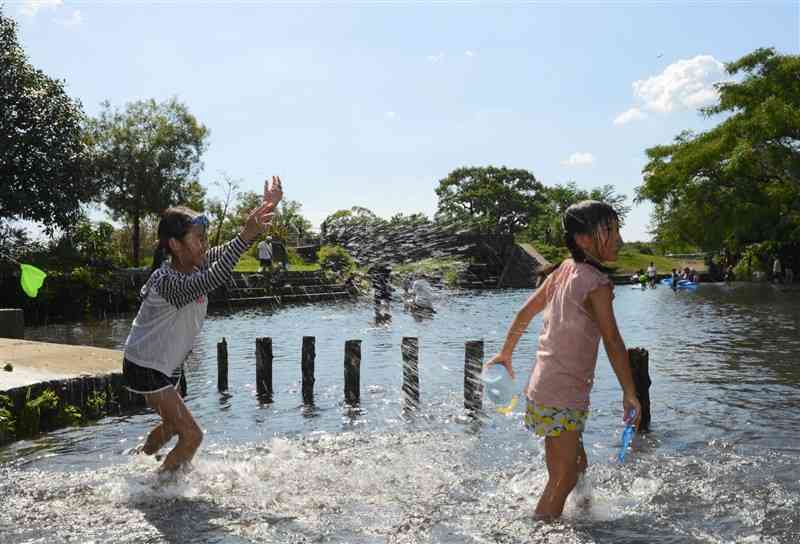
734,241,779,280
0,394,15,435
86,390,107,419
18,388,59,436
318,245,354,278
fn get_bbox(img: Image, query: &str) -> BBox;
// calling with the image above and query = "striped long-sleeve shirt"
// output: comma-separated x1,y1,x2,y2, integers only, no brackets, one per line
123,235,250,376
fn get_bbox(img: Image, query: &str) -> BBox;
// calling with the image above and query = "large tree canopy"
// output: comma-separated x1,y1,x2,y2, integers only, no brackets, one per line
531,182,631,246
636,48,800,251
435,166,546,235
0,10,98,231
86,98,209,265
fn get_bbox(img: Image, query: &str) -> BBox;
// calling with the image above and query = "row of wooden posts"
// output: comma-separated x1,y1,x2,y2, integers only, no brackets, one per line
206,336,652,429
210,336,483,411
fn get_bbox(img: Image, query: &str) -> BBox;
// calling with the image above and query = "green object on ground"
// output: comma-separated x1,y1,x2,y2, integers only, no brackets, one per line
20,264,47,298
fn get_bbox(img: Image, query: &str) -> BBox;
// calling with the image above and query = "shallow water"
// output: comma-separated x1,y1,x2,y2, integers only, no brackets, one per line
2,283,799,543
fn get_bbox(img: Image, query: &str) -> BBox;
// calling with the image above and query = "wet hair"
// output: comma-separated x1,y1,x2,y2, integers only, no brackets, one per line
562,200,619,272
151,206,204,273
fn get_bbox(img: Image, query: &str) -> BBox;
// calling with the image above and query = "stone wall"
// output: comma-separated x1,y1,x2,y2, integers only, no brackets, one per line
0,372,147,447
321,217,516,268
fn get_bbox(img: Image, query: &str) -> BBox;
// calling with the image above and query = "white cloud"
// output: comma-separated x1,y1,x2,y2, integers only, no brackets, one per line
54,10,83,27
427,52,445,63
465,50,474,57
384,111,397,120
632,55,726,113
613,107,647,125
21,0,62,17
561,152,595,167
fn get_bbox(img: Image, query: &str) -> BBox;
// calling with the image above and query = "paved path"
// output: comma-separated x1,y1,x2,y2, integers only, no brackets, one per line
0,338,122,391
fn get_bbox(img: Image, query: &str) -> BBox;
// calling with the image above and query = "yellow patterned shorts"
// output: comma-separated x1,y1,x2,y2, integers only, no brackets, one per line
524,402,589,437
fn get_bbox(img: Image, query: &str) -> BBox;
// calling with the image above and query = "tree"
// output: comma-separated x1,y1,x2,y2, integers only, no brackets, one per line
636,48,800,251
86,98,209,265
531,182,631,246
434,166,547,235
182,180,207,213
388,212,430,228
0,9,99,231
206,173,240,247
274,200,313,241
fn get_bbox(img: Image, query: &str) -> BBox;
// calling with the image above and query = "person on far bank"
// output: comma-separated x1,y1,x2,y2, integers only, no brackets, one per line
257,236,273,273
772,257,782,283
647,261,657,288
123,176,283,473
485,200,641,520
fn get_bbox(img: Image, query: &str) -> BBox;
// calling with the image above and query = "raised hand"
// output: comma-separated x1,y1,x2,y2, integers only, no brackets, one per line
240,202,275,243
263,175,283,211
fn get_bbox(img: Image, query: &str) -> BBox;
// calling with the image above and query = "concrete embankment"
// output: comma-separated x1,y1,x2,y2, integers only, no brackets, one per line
0,339,144,446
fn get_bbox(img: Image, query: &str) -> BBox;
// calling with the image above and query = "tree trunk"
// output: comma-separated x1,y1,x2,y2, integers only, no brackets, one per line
132,214,141,267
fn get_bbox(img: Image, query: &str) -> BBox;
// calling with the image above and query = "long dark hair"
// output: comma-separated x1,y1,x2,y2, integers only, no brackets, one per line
151,206,202,273
562,200,619,272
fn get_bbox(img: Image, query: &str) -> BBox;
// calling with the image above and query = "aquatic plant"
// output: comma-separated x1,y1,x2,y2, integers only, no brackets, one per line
15,388,83,435
0,394,15,434
18,388,59,436
86,390,107,419
56,404,82,426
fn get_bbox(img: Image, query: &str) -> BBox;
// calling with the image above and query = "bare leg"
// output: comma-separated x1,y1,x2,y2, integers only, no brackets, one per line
143,387,203,472
535,430,581,520
574,438,591,509
141,393,177,455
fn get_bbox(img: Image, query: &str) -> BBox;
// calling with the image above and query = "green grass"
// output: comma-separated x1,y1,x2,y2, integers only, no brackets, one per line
610,248,706,275
233,254,320,273
392,257,463,275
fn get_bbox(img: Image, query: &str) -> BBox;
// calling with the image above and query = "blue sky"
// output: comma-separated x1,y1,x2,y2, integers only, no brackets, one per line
9,0,800,241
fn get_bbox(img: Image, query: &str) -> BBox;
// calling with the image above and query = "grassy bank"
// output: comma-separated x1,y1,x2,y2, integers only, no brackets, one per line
233,255,320,273
610,248,706,275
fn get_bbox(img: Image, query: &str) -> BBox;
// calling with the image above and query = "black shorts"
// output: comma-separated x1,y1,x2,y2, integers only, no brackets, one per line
123,358,183,394
259,258,272,266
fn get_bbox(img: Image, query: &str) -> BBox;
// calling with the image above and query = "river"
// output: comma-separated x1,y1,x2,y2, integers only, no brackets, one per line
1,282,799,543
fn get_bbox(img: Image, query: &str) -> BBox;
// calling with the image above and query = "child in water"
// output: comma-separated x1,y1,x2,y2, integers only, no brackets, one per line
123,176,283,472
486,200,641,520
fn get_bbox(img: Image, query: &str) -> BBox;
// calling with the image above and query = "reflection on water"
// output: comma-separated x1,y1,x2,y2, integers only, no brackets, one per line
2,282,799,543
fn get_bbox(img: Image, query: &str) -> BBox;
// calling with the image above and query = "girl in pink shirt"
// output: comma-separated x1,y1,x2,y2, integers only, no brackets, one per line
486,200,641,520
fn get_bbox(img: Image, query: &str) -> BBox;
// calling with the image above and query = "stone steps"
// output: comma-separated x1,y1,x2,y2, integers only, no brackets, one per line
213,270,353,306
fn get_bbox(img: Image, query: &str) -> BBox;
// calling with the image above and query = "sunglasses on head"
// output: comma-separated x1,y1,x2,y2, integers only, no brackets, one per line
189,215,209,229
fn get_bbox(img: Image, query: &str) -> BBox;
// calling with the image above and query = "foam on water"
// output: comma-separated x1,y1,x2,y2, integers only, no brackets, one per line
4,423,797,543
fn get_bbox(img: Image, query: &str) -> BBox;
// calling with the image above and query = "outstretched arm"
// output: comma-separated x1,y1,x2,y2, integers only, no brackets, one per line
485,272,554,379
587,285,642,427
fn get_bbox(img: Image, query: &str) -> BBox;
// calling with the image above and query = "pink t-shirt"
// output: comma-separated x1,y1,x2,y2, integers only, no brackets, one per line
525,259,612,410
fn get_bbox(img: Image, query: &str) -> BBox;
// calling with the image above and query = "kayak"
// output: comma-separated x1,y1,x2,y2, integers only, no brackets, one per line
660,278,698,289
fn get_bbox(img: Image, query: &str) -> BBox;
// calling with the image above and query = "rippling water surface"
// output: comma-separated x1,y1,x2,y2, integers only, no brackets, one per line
2,282,799,543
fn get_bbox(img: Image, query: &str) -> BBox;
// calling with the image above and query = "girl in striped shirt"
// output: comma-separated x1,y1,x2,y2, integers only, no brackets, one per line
123,176,283,472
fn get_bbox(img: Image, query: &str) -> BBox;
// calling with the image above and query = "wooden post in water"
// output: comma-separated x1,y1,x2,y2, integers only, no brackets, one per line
401,337,419,410
628,347,652,432
344,340,361,406
256,337,273,401
178,370,187,398
302,336,316,405
464,340,483,412
217,337,229,392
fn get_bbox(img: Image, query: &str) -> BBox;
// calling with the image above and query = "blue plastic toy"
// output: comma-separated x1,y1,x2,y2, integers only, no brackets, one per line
617,408,637,463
